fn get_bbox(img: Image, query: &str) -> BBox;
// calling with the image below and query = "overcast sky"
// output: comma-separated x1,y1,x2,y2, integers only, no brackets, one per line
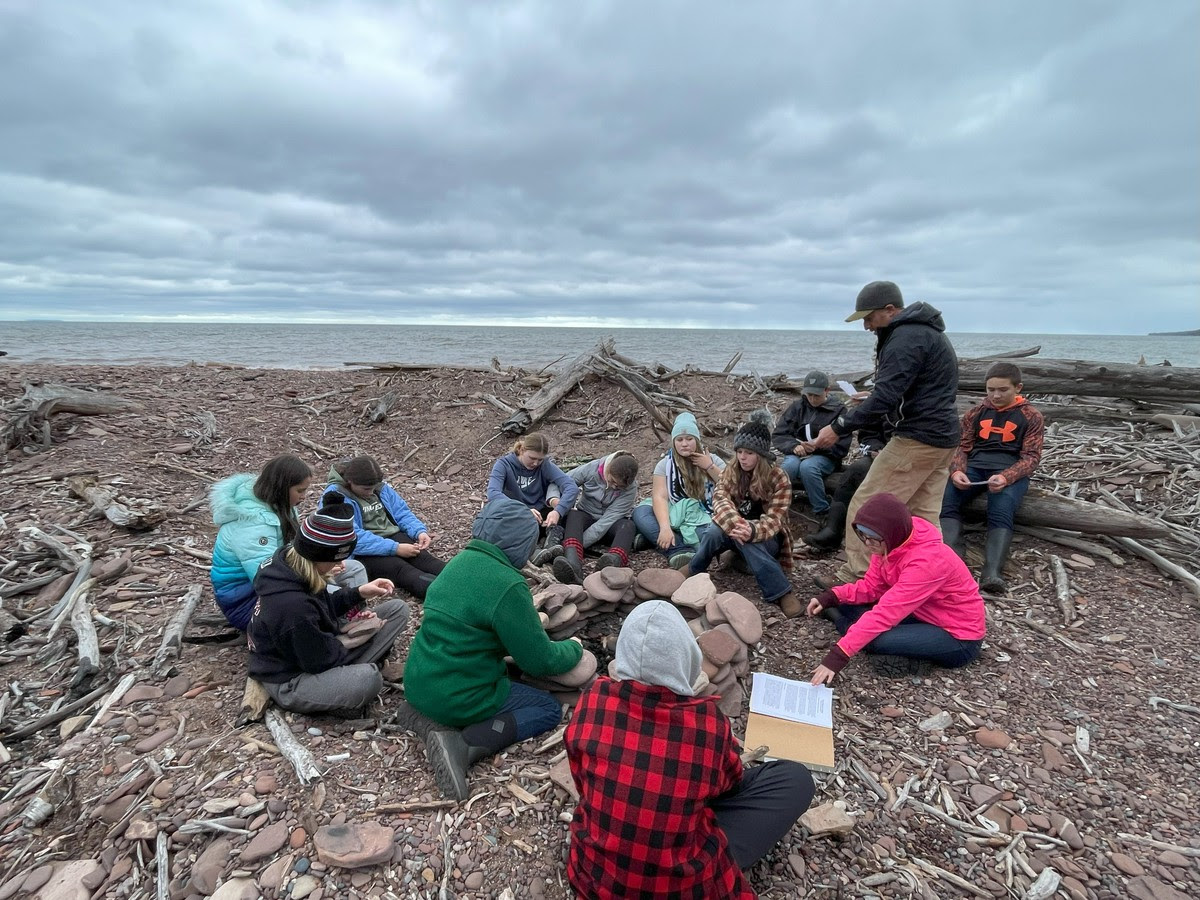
0,1,1196,334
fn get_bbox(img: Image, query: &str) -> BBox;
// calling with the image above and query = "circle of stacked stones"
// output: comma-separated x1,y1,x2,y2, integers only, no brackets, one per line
527,567,764,719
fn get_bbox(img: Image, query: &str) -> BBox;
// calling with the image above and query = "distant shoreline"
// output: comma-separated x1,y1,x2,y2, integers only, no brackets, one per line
1148,328,1200,337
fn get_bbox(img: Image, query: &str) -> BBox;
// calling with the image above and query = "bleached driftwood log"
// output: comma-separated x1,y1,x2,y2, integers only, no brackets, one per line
70,590,100,688
1049,555,1075,626
500,344,606,435
236,678,272,727
1,382,141,452
67,476,166,531
963,487,1169,540
265,709,322,784
153,585,204,675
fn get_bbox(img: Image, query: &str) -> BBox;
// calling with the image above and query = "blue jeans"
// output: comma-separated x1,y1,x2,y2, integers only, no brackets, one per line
940,467,1030,530
631,504,694,559
690,523,792,603
492,682,563,744
781,454,837,514
831,605,981,667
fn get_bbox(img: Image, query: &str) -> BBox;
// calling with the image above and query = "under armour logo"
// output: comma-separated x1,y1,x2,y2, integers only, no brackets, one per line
978,418,1018,442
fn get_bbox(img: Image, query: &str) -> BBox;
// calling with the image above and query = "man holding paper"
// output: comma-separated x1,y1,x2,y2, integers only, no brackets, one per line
812,281,960,584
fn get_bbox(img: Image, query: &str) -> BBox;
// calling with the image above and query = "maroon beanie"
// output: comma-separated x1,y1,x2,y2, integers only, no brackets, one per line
852,492,913,552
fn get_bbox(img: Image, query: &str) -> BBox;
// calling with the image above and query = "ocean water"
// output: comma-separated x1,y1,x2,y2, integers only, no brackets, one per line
1,321,1196,377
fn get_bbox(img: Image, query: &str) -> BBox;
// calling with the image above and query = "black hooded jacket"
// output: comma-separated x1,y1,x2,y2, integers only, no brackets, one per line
832,302,960,448
247,549,363,683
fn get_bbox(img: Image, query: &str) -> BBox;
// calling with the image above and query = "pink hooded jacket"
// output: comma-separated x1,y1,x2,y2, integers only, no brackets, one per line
832,516,986,659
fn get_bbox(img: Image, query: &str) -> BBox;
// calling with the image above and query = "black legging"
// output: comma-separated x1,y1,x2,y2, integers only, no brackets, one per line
357,547,446,600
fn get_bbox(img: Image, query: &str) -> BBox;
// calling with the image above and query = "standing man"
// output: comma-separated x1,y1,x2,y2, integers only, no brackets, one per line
771,371,851,522
812,281,960,584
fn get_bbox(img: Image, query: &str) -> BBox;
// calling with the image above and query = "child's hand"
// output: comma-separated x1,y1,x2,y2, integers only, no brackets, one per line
987,474,1008,493
360,578,394,600
950,471,971,489
416,532,433,551
806,597,824,617
810,664,837,686
395,543,420,558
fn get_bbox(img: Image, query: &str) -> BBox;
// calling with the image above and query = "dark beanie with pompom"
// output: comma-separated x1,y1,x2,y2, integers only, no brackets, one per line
294,491,358,562
851,492,913,552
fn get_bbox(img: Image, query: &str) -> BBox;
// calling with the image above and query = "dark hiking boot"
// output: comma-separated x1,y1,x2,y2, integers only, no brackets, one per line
812,573,843,592
392,700,448,740
596,551,621,570
979,528,1014,594
940,517,967,562
869,655,934,679
530,524,566,567
805,501,847,552
552,550,583,585
632,533,649,552
778,591,804,619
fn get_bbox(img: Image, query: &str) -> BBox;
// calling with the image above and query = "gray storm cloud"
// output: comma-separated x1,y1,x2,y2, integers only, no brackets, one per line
0,0,1196,332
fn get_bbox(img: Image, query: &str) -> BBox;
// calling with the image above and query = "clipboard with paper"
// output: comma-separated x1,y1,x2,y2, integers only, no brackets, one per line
742,672,836,773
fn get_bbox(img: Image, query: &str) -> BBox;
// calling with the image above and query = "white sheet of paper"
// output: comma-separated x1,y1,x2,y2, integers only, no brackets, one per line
836,380,858,396
749,672,834,728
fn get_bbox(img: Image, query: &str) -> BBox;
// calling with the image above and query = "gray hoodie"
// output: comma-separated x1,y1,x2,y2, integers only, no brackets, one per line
472,498,539,569
613,600,702,697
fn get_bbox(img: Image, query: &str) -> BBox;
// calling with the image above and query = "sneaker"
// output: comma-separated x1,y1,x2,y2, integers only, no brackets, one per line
669,552,695,572
869,655,934,679
632,533,649,552
596,551,621,570
427,729,471,801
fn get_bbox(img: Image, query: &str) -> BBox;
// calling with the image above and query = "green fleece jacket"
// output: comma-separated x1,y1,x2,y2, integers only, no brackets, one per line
404,538,582,726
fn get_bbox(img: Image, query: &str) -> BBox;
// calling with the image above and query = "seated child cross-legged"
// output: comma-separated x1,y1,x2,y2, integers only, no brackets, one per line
689,413,801,617
808,492,986,682
399,498,585,801
566,600,815,900
247,492,410,717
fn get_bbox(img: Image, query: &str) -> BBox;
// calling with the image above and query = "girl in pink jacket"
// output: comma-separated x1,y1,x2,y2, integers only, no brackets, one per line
808,492,985,681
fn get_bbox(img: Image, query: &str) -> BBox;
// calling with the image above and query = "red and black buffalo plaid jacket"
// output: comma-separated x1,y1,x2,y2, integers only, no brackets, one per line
565,676,753,899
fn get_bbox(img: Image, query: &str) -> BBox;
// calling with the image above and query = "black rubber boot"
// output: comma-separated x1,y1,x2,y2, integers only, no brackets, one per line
392,700,450,740
979,528,1014,594
426,730,492,802
552,547,583,584
940,517,967,562
805,501,848,552
530,524,565,566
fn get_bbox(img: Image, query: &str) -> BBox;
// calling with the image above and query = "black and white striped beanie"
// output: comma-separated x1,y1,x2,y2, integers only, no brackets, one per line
294,491,358,562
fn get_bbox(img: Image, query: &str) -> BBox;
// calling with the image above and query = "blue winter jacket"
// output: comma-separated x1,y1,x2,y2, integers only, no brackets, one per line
210,473,289,630
323,472,429,558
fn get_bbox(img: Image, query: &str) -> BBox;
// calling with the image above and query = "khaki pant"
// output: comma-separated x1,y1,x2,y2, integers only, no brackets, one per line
836,437,955,581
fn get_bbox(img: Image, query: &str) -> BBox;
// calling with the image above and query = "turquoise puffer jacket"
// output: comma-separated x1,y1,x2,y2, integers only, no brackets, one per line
209,473,286,629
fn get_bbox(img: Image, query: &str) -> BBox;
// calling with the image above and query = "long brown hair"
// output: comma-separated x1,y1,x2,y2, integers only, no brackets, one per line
670,437,710,501
720,451,776,508
254,454,312,543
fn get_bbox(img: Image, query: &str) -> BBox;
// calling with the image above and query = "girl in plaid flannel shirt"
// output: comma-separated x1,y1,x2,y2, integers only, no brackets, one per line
689,412,803,617
566,601,814,899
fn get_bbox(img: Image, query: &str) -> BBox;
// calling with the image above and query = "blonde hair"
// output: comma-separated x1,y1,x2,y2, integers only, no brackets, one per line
720,451,777,509
511,432,550,455
285,546,332,595
670,436,710,501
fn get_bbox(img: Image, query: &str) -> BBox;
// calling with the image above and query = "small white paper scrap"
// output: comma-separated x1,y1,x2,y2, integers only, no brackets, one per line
836,380,859,396
749,673,834,728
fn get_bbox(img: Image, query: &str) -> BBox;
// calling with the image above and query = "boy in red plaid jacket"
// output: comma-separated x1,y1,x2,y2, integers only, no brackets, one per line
565,601,814,898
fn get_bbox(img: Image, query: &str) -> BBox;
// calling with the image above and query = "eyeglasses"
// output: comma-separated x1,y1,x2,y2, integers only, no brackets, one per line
854,526,882,543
